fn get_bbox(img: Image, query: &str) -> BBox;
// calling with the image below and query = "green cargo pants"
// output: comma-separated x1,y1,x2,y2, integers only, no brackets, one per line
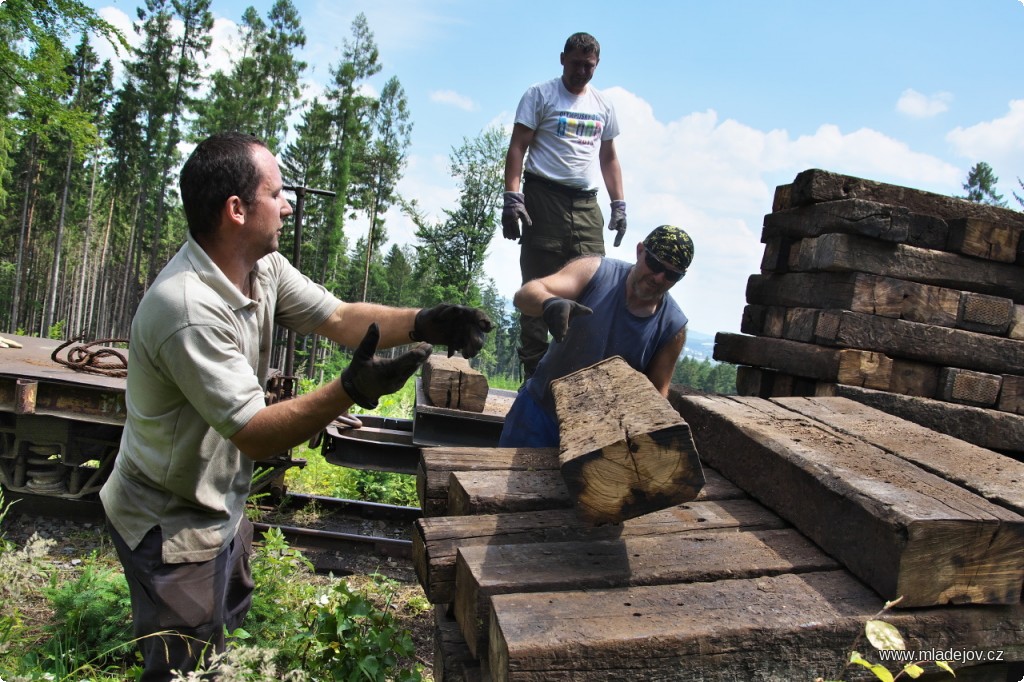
518,173,605,378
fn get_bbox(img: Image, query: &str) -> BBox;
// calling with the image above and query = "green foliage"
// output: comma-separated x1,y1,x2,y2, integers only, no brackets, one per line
245,527,317,654
960,161,1007,207
39,559,134,669
300,578,422,682
672,356,737,394
407,126,507,301
350,470,418,506
46,319,66,340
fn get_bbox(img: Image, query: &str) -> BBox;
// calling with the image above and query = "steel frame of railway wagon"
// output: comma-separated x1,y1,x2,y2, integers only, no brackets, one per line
0,334,303,500
0,335,128,499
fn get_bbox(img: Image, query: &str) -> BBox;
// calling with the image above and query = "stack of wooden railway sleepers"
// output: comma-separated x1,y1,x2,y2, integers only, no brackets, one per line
413,389,1024,681
717,168,1024,459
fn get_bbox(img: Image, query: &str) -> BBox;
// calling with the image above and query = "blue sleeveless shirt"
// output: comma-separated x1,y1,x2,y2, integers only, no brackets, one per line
526,258,688,413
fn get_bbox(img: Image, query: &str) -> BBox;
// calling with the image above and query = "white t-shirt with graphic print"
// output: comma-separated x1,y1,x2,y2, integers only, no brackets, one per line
515,77,619,191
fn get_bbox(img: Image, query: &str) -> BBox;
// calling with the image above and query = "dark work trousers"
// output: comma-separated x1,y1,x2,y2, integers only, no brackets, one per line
519,173,605,378
108,518,254,682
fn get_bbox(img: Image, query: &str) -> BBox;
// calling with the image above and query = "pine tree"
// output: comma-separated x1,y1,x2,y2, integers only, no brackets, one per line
359,76,412,301
409,127,506,302
320,13,380,292
961,161,1007,207
192,0,306,149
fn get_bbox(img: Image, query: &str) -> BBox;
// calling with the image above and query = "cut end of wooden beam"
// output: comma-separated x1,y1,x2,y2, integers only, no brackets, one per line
566,430,706,525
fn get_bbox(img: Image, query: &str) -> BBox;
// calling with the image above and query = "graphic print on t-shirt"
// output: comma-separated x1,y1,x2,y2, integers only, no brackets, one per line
556,111,604,147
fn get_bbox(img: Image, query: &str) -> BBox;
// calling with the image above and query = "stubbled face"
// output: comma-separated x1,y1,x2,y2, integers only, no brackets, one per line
560,48,599,94
628,242,682,304
245,146,293,257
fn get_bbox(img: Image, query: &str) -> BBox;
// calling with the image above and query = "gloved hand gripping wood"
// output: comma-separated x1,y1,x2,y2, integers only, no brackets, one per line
342,323,432,409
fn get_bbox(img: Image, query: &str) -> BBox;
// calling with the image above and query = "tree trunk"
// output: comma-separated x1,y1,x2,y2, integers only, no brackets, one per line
43,147,75,335
11,136,38,331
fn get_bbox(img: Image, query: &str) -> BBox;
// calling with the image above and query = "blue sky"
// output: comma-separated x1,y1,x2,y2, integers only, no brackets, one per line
90,0,1024,336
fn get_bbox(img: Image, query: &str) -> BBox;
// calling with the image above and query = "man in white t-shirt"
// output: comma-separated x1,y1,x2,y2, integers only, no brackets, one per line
501,32,626,379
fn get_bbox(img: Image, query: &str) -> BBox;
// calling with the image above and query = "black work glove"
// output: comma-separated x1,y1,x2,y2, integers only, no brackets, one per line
501,191,531,240
608,200,627,247
341,323,432,409
541,297,593,343
411,304,493,359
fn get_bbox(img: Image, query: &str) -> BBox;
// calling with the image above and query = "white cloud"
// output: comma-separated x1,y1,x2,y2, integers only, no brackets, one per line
483,88,966,335
430,90,478,112
945,100,1024,200
92,6,137,82
946,99,1024,160
202,17,242,80
896,89,952,118
370,86,973,336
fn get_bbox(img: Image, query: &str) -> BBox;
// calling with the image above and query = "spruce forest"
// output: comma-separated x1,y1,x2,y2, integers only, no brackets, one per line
0,0,733,390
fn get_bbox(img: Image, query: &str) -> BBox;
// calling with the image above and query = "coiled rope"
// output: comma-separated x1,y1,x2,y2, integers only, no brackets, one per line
51,337,129,377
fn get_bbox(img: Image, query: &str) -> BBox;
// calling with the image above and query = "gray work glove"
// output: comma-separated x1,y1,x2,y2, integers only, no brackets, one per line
502,191,531,240
341,323,432,409
541,297,593,343
411,303,494,359
609,200,627,247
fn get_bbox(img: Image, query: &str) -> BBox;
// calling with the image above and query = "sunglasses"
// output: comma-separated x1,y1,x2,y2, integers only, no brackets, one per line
644,249,685,282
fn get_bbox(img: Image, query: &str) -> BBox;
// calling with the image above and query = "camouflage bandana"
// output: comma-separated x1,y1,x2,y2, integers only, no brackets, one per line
642,225,694,272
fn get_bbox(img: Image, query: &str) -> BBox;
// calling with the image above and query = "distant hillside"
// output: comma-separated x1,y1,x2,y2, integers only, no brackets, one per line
682,329,717,362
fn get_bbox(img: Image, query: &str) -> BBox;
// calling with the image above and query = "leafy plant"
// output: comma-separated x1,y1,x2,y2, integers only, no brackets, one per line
40,558,135,669
246,526,317,654
300,577,422,682
816,597,954,682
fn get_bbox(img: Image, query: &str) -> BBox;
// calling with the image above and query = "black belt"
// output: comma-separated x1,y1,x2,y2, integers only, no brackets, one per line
524,172,598,199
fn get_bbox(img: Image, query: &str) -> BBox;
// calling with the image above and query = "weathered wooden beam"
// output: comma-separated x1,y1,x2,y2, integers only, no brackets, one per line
812,308,1024,376
790,232,1024,301
673,394,1024,606
455,528,838,659
713,331,841,380
790,168,1024,232
937,367,1002,408
998,375,1024,416
421,354,490,413
747,272,1014,334
446,466,743,518
762,198,948,249
433,605,483,682
417,447,558,517
488,570,1024,682
714,331,940,397
729,365,820,399
447,470,571,516
958,291,1015,335
413,497,780,605
820,382,1024,455
770,396,1024,518
551,357,705,524
771,182,793,212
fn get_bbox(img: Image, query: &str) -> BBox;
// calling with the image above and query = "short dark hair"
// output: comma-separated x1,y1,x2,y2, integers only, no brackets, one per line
564,32,600,58
179,132,267,238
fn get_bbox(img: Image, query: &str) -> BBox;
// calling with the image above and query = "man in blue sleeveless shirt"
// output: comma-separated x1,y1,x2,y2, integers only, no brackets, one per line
498,225,693,447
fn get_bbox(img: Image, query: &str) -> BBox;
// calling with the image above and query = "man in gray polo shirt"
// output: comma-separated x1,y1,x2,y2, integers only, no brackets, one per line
100,131,492,681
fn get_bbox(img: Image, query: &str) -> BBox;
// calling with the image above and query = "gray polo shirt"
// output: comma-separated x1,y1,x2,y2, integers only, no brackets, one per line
100,235,338,563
